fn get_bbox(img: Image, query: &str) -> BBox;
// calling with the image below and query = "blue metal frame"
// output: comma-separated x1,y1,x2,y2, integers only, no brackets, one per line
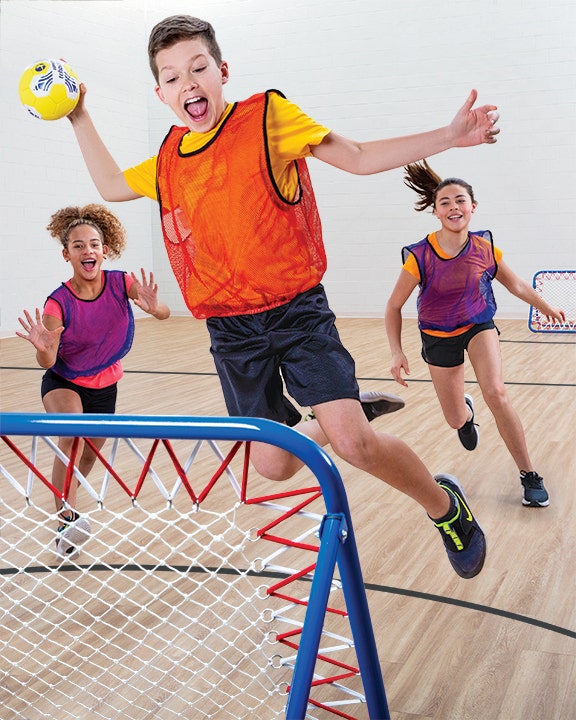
0,412,389,719
528,269,576,334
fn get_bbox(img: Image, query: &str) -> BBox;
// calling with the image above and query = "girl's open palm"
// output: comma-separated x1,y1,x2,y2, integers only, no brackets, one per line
16,308,63,352
131,269,160,315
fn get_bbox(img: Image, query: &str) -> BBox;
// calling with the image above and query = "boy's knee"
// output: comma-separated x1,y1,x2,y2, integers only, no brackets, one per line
250,447,298,482
258,467,293,482
330,430,375,468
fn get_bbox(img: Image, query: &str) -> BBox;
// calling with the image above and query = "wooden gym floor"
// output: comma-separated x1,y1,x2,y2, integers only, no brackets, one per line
1,315,575,719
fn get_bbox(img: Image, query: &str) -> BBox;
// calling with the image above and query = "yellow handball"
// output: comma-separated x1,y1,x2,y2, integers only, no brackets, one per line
18,59,80,121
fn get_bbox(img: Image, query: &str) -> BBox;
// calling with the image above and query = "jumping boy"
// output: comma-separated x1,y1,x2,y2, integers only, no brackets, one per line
65,15,501,578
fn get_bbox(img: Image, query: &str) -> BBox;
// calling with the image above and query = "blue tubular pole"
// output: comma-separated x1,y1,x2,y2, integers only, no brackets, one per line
0,413,389,717
284,512,347,719
338,525,390,718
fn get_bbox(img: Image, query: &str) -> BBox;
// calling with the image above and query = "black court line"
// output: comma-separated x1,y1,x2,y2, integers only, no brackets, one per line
1,563,574,640
356,376,576,388
2,366,575,388
363,583,576,640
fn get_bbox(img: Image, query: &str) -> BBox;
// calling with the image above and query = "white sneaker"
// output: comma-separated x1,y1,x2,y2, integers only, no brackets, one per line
55,515,92,560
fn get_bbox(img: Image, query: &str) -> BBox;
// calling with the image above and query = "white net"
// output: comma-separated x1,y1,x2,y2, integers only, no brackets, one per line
529,270,576,332
0,424,379,720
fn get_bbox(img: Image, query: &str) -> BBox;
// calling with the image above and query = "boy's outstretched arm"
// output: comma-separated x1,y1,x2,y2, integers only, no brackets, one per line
67,85,142,202
311,89,499,175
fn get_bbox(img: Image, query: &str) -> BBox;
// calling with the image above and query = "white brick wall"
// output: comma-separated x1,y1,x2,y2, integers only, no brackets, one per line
1,0,574,334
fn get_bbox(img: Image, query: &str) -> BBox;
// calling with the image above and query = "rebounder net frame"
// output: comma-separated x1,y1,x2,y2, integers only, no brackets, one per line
0,413,389,720
528,269,576,333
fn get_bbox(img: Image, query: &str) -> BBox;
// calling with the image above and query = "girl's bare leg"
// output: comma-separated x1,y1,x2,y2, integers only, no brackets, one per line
467,329,533,471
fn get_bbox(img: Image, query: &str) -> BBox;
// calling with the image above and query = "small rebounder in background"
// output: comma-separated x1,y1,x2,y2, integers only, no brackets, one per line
528,270,576,333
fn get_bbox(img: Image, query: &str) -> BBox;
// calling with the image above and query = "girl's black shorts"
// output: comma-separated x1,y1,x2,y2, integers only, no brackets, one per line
421,321,499,368
41,368,118,414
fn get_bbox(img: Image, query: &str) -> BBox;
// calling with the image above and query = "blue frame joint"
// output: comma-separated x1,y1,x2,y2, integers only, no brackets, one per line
318,512,348,543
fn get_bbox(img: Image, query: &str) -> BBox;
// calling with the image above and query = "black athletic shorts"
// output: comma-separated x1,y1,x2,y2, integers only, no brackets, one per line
41,368,118,414
421,321,499,368
207,284,360,426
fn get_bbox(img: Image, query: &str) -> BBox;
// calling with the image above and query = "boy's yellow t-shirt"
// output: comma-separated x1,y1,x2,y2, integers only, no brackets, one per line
123,93,331,201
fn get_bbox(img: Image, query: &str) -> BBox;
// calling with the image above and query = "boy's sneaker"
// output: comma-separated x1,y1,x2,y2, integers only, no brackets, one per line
431,474,486,579
359,390,405,420
457,394,479,451
521,471,549,507
55,513,91,560
304,390,405,422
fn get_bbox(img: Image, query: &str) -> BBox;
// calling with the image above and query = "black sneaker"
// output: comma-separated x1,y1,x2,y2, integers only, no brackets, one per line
521,471,549,507
359,390,405,421
457,394,479,451
431,474,486,579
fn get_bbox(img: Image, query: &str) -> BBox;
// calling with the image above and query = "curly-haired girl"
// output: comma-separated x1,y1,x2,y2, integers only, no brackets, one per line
17,204,170,559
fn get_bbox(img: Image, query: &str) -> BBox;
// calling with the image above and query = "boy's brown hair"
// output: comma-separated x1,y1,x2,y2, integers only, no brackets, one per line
148,15,223,83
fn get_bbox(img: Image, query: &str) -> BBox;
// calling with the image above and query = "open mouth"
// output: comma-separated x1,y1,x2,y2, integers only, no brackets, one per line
185,97,208,121
81,260,97,271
